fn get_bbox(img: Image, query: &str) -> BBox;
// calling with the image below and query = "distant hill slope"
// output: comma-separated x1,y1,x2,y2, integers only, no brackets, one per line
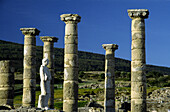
0,40,170,75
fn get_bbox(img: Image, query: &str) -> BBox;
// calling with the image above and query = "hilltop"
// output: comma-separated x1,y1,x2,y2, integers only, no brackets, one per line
0,40,170,75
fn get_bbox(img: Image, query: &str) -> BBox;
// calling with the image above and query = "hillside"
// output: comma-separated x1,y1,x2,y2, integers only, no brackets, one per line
0,40,170,75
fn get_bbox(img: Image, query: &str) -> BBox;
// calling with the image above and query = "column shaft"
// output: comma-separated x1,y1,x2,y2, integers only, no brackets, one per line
40,36,58,109
128,9,149,112
0,60,15,109
20,28,40,107
61,14,81,112
103,44,118,112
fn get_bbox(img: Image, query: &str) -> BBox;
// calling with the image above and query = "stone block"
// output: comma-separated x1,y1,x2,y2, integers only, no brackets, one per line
64,67,78,81
65,35,78,44
63,81,78,100
23,88,36,106
132,31,145,40
64,54,78,67
0,73,14,85
24,56,36,67
132,19,145,31
63,100,78,112
131,38,145,49
105,78,115,89
131,71,146,82
104,99,115,107
131,99,146,112
65,24,77,36
131,82,146,99
65,44,78,54
24,36,36,45
131,49,145,61
24,45,36,56
23,79,36,88
0,61,15,73
105,88,115,99
23,68,36,79
44,44,53,52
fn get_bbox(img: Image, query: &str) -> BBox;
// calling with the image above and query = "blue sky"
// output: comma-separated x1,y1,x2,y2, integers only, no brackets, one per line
0,0,170,67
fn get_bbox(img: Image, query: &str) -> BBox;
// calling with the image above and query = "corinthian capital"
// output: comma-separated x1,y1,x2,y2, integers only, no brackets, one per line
40,36,58,42
60,14,81,24
103,44,118,51
128,9,149,19
20,28,40,36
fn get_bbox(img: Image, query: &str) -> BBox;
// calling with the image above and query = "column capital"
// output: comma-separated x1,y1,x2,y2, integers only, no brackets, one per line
20,28,40,36
102,44,118,51
40,36,58,43
128,9,149,19
60,14,81,24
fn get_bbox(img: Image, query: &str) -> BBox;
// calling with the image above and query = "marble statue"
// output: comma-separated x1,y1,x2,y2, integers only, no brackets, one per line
38,54,51,110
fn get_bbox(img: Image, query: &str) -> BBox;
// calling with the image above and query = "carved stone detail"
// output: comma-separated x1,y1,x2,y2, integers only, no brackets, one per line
103,44,118,112
128,9,149,112
61,14,81,112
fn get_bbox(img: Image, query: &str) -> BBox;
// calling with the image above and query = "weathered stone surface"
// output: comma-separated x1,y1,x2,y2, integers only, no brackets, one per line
103,44,118,112
64,54,78,68
128,9,149,112
23,68,36,79
131,49,145,61
65,35,78,44
63,81,78,100
21,28,40,107
23,79,36,88
131,82,147,99
64,67,78,81
0,61,15,73
40,36,58,109
63,100,78,112
127,9,149,19
24,36,36,45
61,14,81,112
22,88,36,106
0,60,14,109
131,99,146,112
20,28,40,36
65,44,78,54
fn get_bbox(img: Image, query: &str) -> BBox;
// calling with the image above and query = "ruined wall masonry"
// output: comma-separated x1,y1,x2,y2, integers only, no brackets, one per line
60,14,81,112
103,44,118,112
20,28,40,108
128,9,149,112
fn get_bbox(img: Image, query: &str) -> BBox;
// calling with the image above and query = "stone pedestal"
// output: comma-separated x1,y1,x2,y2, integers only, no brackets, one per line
128,9,149,112
20,28,40,107
0,60,15,109
40,36,58,109
60,14,81,112
103,44,118,112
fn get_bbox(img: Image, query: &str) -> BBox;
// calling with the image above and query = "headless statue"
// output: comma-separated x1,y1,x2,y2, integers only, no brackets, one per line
38,54,51,110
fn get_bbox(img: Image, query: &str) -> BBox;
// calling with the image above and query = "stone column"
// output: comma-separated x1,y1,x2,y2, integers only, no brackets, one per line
128,9,149,112
103,44,118,112
60,14,81,112
20,28,40,107
40,36,58,109
0,60,15,109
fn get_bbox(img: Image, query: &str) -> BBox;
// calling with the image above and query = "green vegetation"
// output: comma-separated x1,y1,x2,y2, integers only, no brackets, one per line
1,40,170,75
1,40,170,110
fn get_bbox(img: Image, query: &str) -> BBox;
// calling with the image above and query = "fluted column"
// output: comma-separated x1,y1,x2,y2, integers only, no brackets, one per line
20,28,40,107
60,14,81,112
103,44,118,112
128,9,149,112
40,36,58,109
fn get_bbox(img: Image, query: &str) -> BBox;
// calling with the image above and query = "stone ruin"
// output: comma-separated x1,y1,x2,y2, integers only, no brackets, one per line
0,9,169,112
